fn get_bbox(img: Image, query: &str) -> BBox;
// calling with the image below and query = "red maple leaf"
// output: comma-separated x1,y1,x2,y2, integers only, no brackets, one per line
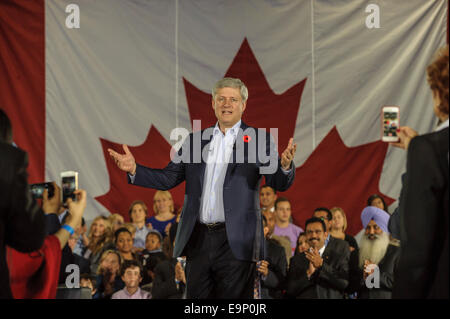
96,126,185,222
97,38,394,235
282,127,395,235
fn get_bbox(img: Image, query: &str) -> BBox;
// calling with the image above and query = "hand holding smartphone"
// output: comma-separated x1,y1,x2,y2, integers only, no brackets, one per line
61,171,79,206
381,106,400,142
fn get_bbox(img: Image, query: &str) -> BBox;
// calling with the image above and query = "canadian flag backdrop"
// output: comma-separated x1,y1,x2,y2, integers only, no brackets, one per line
0,0,448,236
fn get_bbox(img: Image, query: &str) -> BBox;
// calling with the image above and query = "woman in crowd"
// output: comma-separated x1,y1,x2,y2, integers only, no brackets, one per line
83,216,115,276
114,227,139,262
146,191,177,238
108,213,125,233
294,232,309,256
330,207,358,251
367,194,389,213
93,250,124,299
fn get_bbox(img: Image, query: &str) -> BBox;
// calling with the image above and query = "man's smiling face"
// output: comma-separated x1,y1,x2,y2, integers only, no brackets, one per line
212,87,246,130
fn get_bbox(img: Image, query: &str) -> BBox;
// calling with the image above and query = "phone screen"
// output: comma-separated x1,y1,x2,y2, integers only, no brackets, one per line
30,182,54,199
382,108,399,140
62,176,77,203
30,183,46,199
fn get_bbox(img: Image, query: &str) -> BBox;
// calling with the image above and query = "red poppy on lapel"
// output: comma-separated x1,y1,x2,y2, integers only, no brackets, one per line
243,135,251,143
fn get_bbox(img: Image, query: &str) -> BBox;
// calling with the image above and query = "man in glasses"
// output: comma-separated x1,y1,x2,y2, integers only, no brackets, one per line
285,217,350,299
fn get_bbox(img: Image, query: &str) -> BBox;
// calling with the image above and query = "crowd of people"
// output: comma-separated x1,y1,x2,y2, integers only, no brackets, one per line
0,45,447,299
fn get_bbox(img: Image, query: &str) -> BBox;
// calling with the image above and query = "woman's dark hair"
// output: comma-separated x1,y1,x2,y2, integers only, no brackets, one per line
294,232,306,256
0,109,13,144
114,227,132,243
367,194,388,212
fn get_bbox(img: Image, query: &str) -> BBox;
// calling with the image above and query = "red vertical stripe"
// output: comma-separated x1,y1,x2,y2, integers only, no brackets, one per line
0,0,45,183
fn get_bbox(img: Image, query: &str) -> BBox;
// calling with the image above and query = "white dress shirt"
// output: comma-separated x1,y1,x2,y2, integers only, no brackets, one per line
199,120,241,224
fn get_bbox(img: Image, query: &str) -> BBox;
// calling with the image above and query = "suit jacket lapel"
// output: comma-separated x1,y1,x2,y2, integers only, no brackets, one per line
199,125,215,190
322,237,334,263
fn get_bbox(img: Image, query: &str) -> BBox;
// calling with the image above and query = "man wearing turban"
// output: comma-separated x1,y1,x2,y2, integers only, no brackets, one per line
358,206,400,299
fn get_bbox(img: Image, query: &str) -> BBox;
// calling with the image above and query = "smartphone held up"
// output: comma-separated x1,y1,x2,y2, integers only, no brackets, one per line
29,182,55,200
381,106,400,142
61,171,79,206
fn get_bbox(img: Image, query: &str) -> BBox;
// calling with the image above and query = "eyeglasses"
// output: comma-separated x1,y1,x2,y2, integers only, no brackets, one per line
306,230,323,235
215,96,241,105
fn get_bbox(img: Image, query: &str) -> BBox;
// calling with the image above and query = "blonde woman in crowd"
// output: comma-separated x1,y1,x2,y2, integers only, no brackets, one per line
108,213,125,233
146,191,177,238
330,207,358,252
83,216,115,276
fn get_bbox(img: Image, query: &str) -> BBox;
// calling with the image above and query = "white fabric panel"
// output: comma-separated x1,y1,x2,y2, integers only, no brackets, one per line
46,0,177,220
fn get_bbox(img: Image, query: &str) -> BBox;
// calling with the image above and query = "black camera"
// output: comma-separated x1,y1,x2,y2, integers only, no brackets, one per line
30,183,55,199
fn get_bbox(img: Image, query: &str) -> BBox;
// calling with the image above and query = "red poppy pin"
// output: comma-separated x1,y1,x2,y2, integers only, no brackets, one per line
243,135,251,143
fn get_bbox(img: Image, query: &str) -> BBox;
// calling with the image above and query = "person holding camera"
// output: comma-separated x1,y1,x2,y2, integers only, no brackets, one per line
0,109,48,298
7,188,87,299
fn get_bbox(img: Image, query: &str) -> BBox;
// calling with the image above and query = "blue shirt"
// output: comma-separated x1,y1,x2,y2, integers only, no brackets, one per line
133,225,150,248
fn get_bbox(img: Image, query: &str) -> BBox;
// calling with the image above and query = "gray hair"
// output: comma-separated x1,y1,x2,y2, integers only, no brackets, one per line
212,77,248,102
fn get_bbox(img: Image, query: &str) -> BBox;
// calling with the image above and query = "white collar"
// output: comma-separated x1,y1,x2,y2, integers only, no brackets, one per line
318,245,326,257
213,120,241,138
435,118,449,132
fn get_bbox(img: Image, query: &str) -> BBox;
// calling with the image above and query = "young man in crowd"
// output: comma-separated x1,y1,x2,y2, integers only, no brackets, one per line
260,185,277,213
129,200,150,250
358,206,400,299
257,215,288,299
261,208,291,265
112,260,151,299
286,217,350,299
273,197,303,256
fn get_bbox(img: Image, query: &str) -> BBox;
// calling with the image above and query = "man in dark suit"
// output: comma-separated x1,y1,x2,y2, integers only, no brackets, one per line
0,109,47,298
286,217,350,299
108,78,297,298
257,215,287,299
391,46,448,299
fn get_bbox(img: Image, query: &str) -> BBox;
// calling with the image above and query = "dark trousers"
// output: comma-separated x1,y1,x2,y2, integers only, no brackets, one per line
184,222,256,299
